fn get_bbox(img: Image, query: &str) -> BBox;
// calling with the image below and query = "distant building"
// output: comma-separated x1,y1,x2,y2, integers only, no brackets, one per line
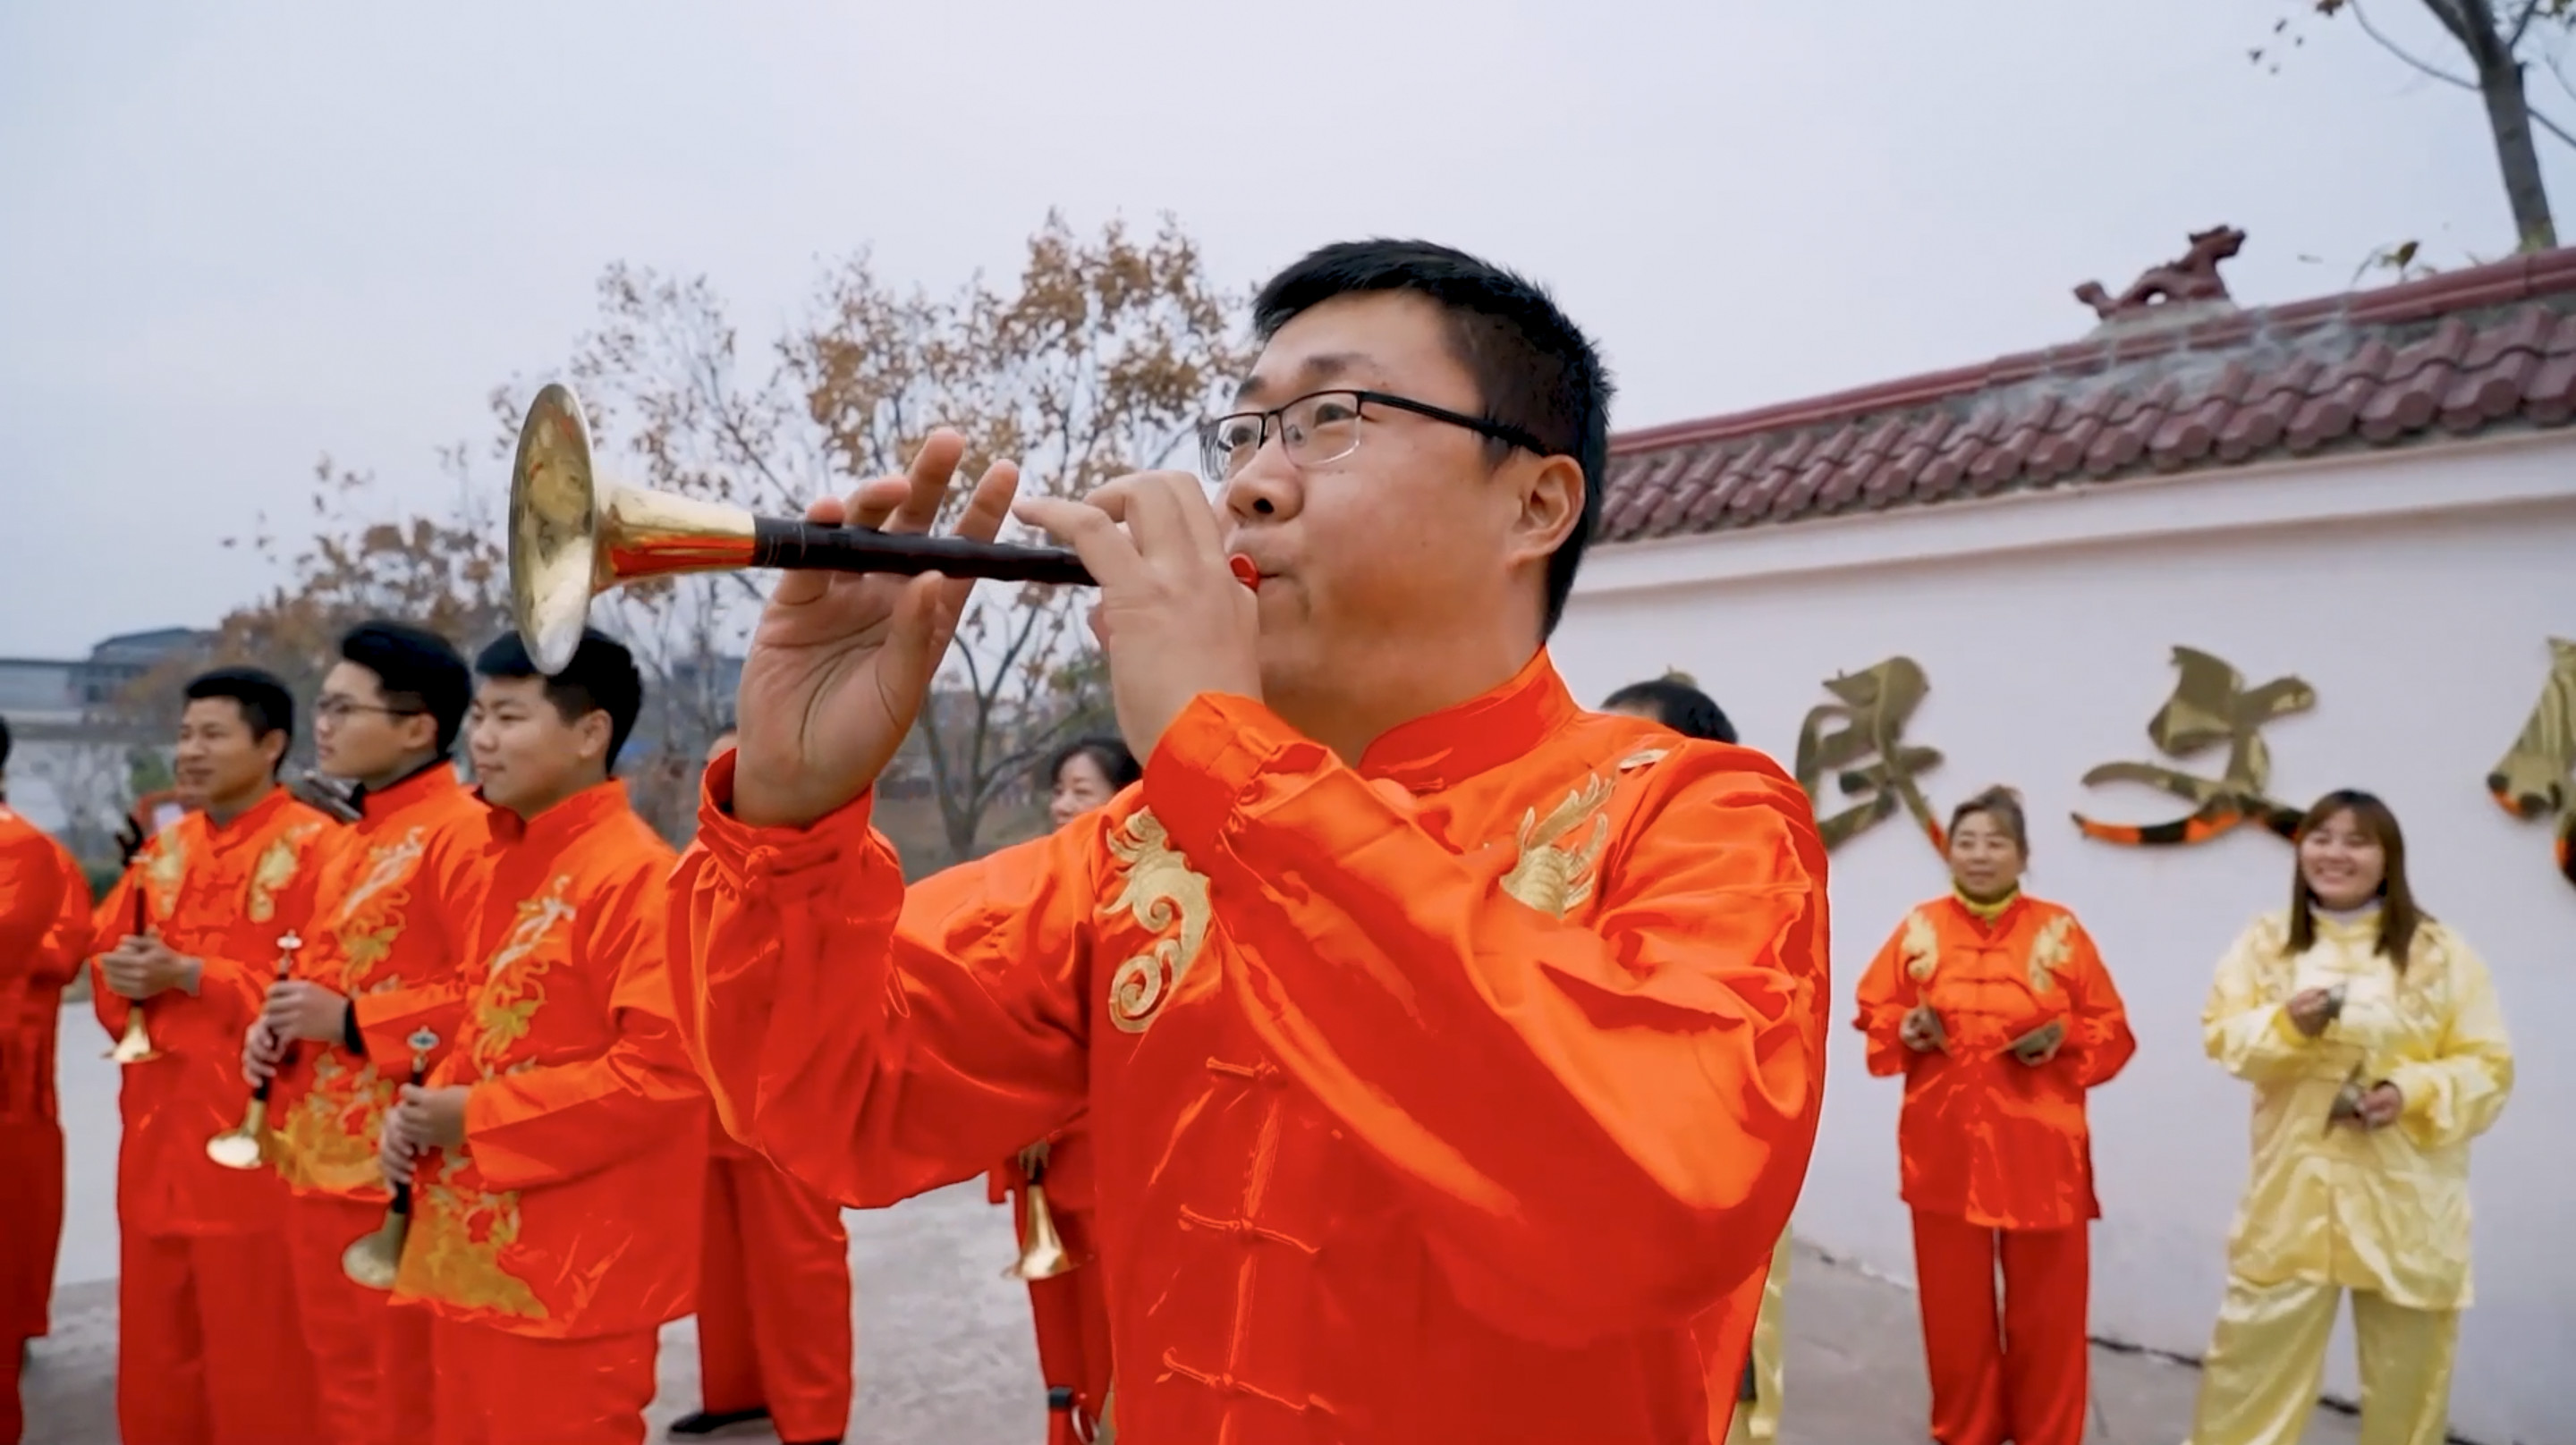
0,626,211,841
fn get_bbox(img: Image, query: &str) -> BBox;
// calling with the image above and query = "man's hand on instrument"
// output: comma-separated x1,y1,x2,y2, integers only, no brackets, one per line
1899,1004,1946,1054
2010,1018,2065,1067
381,1083,470,1186
242,1021,288,1088
732,429,1021,830
99,936,201,1001
263,979,350,1044
1017,471,1262,762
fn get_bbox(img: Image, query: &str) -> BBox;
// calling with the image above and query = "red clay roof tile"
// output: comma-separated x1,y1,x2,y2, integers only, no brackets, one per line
1601,248,2576,544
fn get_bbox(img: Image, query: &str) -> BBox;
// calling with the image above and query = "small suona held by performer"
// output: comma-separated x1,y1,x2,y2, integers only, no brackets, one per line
670,723,853,1445
2186,790,2513,1445
1853,786,2136,1445
673,239,1832,1445
364,630,708,1445
241,620,486,1445
91,668,330,1445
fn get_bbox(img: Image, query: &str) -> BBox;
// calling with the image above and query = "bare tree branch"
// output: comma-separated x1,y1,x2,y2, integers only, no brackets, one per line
2348,0,2482,86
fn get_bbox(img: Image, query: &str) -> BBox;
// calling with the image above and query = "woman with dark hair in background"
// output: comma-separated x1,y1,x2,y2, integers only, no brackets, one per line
992,734,1140,1443
2187,790,2514,1445
1853,786,2134,1445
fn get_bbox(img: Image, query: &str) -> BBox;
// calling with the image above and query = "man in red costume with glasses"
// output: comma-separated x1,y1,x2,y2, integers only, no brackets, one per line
672,241,1831,1444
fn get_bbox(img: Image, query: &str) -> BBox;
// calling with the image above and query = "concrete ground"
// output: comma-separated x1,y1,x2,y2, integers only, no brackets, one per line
22,1010,2366,1444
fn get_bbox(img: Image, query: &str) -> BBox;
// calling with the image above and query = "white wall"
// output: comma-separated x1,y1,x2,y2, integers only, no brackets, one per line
1557,434,2576,1445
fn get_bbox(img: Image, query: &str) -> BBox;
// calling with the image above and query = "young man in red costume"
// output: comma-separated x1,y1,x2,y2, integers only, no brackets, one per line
371,630,708,1445
242,620,487,1445
93,668,330,1445
673,241,1833,1443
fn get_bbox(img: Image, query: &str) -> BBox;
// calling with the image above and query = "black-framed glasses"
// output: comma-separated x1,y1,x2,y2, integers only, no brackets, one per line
1196,389,1558,483
314,697,423,725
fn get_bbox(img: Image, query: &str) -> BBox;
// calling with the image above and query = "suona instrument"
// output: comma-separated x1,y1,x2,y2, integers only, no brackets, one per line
343,1028,440,1289
107,878,160,1066
208,931,302,1170
1004,1141,1076,1282
508,383,1095,675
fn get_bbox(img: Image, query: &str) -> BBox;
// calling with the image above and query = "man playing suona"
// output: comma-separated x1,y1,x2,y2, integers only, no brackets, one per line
371,630,708,1445
243,621,488,1445
668,723,853,1445
674,240,1832,1443
93,668,329,1444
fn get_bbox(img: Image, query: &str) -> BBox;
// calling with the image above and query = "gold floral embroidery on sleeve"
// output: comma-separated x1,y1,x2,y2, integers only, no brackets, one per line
466,877,579,1076
145,835,188,917
2025,913,2075,993
1502,773,1615,920
248,823,324,924
1901,908,1940,983
1104,810,1213,1035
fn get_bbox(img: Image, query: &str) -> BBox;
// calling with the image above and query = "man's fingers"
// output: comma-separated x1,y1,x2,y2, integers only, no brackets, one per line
886,430,970,535
1016,496,1148,592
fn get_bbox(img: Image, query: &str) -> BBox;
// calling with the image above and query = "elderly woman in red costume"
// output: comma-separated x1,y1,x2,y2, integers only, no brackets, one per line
1853,785,2134,1445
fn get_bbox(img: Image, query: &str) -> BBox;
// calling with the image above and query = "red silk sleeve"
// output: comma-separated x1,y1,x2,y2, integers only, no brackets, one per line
2055,922,2136,1089
671,780,1094,1208
1851,922,1919,1078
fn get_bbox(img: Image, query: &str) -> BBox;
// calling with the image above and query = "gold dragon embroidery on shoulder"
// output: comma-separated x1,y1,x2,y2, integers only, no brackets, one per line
1104,810,1212,1035
466,877,579,1077
1502,773,1616,920
2024,913,2075,993
247,823,323,923
397,1155,548,1322
1900,908,1941,983
335,828,430,986
144,834,188,918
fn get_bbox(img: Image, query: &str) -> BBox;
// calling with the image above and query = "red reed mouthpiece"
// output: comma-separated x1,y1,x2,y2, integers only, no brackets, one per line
1228,555,1260,590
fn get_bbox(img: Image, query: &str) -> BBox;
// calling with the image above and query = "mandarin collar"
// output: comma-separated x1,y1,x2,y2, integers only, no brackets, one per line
483,778,631,852
1352,649,1579,793
357,759,462,822
202,784,292,844
1948,886,2026,933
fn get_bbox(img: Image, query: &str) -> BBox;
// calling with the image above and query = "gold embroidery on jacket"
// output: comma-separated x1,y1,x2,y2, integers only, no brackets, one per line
1616,748,1671,773
2025,914,2074,993
247,824,321,924
145,837,187,918
1901,908,1940,983
398,1156,548,1321
335,828,429,986
275,1051,395,1194
1105,810,1212,1035
1502,773,1615,919
468,877,578,1076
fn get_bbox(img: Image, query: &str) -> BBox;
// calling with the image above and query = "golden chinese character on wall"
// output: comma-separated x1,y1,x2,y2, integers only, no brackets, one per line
1795,655,1947,852
2073,646,2314,847
2487,637,2576,890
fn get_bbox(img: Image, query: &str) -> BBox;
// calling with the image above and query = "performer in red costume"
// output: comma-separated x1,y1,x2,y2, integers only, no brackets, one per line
672,240,1832,1444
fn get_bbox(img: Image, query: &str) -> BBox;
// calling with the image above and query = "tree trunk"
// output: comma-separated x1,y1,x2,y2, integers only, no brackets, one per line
2479,59,2559,251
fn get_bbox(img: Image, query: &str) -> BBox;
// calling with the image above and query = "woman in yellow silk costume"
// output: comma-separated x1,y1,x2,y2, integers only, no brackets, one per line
2190,789,2514,1445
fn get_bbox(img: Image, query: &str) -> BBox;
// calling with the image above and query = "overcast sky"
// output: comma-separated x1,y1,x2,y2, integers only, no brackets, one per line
1,0,2563,659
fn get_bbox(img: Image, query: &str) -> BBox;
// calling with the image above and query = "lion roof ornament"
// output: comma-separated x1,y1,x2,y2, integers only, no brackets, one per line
2074,225,2246,329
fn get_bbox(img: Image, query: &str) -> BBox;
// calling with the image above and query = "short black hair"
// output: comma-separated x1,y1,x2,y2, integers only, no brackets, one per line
1603,677,1737,744
341,620,472,756
473,629,646,769
1046,734,1141,792
1251,239,1614,636
0,715,12,773
184,667,296,773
